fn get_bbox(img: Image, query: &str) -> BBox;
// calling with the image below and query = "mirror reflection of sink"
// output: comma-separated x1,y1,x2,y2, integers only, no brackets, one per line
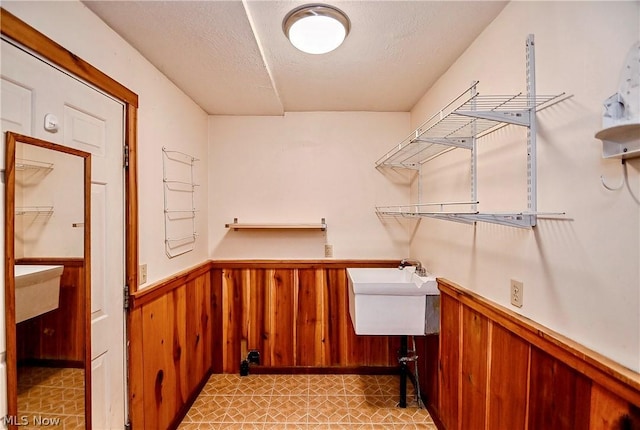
15,265,63,323
347,267,438,336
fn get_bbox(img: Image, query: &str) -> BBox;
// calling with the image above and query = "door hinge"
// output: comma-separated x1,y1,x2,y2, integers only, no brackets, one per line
123,144,130,168
124,421,131,430
124,285,130,310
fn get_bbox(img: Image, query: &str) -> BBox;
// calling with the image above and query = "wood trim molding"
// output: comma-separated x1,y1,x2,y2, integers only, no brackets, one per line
209,259,401,269
16,257,84,267
437,278,640,406
129,261,213,309
130,259,400,309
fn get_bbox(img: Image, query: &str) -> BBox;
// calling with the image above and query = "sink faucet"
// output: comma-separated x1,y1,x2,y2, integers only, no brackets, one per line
399,258,427,276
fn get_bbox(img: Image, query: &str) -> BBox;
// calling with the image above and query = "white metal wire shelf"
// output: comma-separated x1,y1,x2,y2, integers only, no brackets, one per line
15,206,54,216
375,204,565,229
374,34,568,229
375,88,566,169
15,158,54,171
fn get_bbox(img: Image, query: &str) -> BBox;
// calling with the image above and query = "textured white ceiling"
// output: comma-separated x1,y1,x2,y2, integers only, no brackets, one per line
83,1,507,115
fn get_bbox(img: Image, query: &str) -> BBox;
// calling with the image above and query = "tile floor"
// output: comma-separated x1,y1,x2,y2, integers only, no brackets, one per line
17,366,85,429
180,374,436,429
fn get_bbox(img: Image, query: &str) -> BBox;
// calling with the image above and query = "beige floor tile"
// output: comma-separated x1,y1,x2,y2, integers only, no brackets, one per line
184,395,233,422
17,366,85,428
181,374,432,429
225,395,271,423
267,395,309,423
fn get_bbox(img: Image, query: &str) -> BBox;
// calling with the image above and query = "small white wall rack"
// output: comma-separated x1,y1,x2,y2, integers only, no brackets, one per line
15,206,54,216
225,218,327,231
595,124,640,159
162,147,199,258
16,158,54,172
375,34,566,229
14,158,54,216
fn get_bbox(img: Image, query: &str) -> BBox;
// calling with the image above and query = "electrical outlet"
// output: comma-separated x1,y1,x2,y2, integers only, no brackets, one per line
139,264,147,285
324,244,333,258
510,279,523,308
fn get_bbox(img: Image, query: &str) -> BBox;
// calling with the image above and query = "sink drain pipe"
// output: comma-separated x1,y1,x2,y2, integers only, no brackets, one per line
398,335,424,408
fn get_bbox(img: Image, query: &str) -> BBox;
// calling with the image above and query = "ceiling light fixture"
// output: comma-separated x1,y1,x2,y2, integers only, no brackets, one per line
283,4,351,55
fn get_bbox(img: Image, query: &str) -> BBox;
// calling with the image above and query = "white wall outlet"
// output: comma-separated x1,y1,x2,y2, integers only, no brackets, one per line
324,244,333,258
139,263,148,285
511,279,523,308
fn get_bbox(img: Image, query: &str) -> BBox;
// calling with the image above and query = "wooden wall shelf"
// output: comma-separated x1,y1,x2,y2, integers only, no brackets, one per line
225,218,327,231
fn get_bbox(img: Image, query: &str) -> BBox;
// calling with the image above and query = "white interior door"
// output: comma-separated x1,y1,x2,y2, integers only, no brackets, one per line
1,39,126,429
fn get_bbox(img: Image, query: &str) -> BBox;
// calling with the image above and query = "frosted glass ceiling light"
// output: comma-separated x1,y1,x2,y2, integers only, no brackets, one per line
283,4,350,55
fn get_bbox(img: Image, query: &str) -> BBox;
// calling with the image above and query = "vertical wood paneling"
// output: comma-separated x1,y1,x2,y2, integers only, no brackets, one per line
439,293,460,430
222,268,244,373
246,269,267,360
132,267,212,430
211,268,224,373
297,269,324,366
415,334,439,410
141,294,169,430
487,323,529,430
128,306,145,430
186,275,211,394
590,383,640,429
460,306,488,430
172,286,188,410
326,268,349,366
268,269,296,366
528,347,592,430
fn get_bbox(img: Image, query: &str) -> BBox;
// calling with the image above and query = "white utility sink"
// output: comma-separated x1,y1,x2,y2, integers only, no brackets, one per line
347,267,438,336
15,265,63,323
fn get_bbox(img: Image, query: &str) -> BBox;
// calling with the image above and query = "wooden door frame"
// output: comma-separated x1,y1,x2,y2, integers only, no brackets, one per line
1,7,139,427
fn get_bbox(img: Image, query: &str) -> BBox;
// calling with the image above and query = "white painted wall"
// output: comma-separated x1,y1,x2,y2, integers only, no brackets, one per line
208,112,411,259
1,0,210,288
408,1,640,371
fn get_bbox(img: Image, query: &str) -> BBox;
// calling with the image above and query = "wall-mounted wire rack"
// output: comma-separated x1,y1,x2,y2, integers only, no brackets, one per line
15,206,54,216
375,34,567,229
162,147,199,258
14,158,55,216
16,158,54,172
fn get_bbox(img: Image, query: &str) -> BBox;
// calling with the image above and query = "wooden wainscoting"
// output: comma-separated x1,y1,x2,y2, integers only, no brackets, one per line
127,259,443,430
16,258,85,365
436,278,640,430
209,260,404,373
128,262,213,430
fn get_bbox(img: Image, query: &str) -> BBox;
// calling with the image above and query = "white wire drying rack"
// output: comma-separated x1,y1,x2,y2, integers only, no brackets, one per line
162,147,199,258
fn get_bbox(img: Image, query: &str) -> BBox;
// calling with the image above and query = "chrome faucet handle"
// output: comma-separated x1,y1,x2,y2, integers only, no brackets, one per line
415,266,428,277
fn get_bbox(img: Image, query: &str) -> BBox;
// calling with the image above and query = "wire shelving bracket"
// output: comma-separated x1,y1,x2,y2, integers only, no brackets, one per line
375,34,567,229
